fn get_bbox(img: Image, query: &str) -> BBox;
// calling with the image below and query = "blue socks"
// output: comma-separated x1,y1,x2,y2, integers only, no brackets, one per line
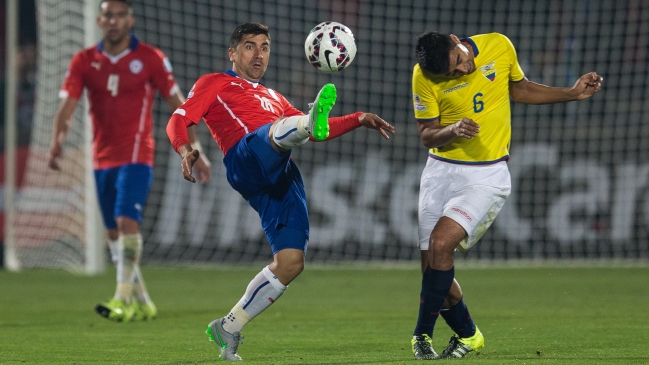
441,298,476,338
414,266,455,337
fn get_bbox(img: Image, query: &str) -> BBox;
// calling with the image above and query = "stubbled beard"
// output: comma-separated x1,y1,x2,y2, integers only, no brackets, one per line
105,33,128,47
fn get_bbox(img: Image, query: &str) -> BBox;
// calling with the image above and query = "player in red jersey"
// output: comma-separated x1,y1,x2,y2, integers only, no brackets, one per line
166,22,395,361
48,0,211,322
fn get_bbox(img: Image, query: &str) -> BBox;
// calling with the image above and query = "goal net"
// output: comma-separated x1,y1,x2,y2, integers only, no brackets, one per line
11,0,649,271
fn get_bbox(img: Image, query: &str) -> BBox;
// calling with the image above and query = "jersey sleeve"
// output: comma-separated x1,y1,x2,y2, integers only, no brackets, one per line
59,52,85,100
149,47,178,98
412,64,440,121
500,34,525,82
174,74,219,123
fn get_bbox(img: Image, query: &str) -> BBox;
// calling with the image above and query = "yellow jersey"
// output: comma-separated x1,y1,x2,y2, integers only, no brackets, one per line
412,33,525,164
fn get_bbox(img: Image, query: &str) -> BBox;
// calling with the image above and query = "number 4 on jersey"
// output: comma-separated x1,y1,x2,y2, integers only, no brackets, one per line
107,74,119,97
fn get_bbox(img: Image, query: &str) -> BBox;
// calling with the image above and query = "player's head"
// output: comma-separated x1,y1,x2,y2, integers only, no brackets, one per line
228,23,271,82
97,0,134,46
416,31,475,77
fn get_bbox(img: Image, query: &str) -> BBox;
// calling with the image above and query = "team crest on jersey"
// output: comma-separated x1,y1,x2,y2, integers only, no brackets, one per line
479,62,496,81
129,59,143,74
413,93,426,111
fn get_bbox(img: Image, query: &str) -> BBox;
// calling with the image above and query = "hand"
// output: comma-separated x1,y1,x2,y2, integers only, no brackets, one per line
358,113,395,140
450,117,480,139
180,148,201,183
192,152,212,183
48,142,62,170
572,72,603,100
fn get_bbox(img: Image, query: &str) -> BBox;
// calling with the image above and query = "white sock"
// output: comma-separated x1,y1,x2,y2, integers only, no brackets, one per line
107,239,119,265
114,234,142,302
272,115,310,149
222,266,287,334
132,265,151,303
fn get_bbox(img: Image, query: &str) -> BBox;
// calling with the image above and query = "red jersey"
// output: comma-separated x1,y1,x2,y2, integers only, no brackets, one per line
174,70,303,155
60,35,178,169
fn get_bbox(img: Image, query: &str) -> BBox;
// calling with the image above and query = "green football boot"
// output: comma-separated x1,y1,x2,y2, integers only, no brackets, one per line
440,326,485,358
95,298,135,322
206,318,243,361
130,301,158,321
307,83,337,141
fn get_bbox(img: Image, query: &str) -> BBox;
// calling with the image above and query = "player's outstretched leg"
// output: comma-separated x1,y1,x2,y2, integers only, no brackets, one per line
270,83,336,149
411,334,438,360
207,318,243,361
307,83,336,140
439,326,484,358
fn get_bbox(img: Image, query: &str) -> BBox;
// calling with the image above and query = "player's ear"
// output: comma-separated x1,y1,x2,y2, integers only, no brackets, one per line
450,34,461,44
228,48,235,62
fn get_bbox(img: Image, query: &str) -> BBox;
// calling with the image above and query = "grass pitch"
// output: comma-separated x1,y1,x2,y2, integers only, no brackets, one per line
1,264,648,364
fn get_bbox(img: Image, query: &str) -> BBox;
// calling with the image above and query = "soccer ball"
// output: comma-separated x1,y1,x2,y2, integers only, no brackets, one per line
304,21,357,73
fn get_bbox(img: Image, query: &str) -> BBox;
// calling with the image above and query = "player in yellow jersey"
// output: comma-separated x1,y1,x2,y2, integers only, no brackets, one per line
409,32,602,360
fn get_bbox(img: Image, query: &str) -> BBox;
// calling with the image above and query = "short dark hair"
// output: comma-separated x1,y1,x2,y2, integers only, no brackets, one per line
416,31,456,75
229,23,270,49
99,0,132,9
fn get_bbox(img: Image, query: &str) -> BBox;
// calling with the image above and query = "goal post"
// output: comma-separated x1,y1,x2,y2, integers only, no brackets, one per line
4,0,20,271
6,0,104,273
82,0,104,275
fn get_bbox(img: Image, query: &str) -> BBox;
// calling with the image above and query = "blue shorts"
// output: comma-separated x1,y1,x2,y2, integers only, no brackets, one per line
224,123,309,255
94,164,153,229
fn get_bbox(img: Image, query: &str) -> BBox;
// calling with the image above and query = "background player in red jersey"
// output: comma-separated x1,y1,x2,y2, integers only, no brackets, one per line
166,22,394,361
48,0,211,322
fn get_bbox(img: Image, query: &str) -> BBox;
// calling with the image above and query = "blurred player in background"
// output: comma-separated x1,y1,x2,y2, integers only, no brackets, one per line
410,31,602,360
166,22,394,361
48,0,211,322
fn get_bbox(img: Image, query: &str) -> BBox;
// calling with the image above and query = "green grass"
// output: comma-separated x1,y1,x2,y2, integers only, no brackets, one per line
1,265,648,364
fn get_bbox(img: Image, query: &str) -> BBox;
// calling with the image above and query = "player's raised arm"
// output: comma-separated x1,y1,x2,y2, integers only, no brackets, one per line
310,111,395,142
509,72,603,104
48,97,79,170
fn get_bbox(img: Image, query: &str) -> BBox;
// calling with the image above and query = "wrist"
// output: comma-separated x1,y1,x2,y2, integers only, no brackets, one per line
178,143,193,159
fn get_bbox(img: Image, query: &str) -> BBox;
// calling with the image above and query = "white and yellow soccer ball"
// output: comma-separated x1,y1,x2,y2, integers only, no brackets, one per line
304,21,357,73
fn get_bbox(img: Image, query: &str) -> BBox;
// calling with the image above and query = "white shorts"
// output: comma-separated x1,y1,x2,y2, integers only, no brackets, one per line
418,158,511,253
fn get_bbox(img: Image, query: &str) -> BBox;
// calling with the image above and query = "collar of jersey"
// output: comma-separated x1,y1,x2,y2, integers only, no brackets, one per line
224,69,264,87
97,34,140,53
459,36,479,57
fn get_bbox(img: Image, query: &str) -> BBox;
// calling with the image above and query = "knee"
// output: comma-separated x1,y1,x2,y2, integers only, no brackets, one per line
116,217,140,235
285,259,304,278
428,235,458,270
271,251,305,285
429,234,457,258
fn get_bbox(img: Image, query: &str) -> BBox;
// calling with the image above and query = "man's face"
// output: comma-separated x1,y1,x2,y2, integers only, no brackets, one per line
228,34,270,82
445,35,475,77
97,1,134,46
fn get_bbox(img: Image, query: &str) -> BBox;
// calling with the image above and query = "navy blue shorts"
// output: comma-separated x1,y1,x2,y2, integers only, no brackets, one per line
94,164,153,229
223,123,309,255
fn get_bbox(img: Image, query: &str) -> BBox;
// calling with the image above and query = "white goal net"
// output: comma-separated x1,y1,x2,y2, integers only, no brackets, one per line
10,0,649,271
